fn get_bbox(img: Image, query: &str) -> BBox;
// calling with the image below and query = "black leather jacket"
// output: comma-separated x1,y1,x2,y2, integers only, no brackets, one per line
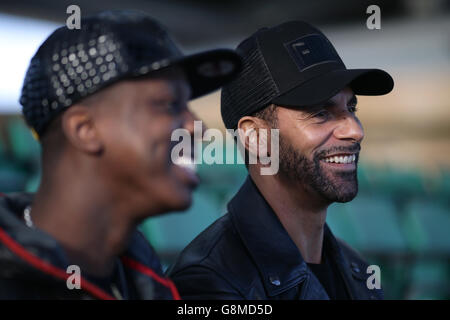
0,193,179,300
168,177,383,300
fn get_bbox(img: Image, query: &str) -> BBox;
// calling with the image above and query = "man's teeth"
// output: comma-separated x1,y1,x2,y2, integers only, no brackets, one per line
173,156,197,172
324,154,356,164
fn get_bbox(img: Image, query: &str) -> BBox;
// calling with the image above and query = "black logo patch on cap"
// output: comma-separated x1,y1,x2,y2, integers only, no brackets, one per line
284,34,341,72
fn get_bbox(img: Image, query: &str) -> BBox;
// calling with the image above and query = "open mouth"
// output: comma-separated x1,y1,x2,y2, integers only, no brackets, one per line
320,153,358,170
171,152,200,187
172,154,197,173
322,154,356,164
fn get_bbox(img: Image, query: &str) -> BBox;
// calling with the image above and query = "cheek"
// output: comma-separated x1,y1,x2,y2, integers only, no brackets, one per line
281,122,329,157
301,127,330,152
133,117,176,168
101,113,170,169
147,127,174,168
140,112,189,172
103,121,148,169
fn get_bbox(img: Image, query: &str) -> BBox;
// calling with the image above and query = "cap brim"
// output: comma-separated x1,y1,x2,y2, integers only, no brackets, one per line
135,49,242,100
271,68,394,108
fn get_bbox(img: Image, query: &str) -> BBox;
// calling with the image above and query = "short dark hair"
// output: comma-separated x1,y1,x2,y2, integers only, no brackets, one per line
251,104,277,127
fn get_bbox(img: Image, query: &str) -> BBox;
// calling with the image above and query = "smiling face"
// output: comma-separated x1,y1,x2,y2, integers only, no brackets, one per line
275,87,364,203
90,68,199,216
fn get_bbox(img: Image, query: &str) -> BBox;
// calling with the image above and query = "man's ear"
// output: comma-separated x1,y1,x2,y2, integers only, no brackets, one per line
61,105,103,155
237,116,268,158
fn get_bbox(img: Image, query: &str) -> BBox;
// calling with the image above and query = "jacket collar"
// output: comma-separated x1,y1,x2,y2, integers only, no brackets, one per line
227,176,357,298
0,193,178,300
0,193,71,269
227,176,309,296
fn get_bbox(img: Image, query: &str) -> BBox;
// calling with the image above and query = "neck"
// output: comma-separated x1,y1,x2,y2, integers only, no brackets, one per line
250,166,330,264
30,162,139,276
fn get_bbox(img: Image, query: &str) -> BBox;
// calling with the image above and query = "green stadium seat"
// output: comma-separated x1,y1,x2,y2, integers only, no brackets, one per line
402,200,450,253
407,261,450,299
327,203,360,249
334,196,407,253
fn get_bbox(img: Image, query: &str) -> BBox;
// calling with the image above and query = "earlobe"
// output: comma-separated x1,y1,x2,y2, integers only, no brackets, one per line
61,106,103,155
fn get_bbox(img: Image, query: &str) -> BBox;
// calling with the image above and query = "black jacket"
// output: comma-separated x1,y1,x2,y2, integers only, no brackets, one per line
168,177,383,300
0,193,179,300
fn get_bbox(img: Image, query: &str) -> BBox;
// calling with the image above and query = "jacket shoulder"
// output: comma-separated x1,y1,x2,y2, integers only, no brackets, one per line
168,213,260,299
335,237,384,299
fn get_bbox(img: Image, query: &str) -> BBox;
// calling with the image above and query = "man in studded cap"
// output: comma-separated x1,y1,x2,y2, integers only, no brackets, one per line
168,21,394,300
0,10,241,299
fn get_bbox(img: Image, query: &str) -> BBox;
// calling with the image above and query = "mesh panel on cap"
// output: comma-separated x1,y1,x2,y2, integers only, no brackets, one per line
221,36,279,129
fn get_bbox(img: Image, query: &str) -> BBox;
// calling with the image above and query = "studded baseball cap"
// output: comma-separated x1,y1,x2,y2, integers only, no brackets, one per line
221,20,394,129
20,10,242,137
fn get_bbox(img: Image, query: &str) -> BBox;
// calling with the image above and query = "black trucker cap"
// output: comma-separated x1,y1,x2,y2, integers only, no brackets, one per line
20,10,242,137
221,20,394,129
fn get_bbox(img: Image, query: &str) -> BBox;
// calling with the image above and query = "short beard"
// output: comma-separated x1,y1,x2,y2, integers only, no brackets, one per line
278,135,360,203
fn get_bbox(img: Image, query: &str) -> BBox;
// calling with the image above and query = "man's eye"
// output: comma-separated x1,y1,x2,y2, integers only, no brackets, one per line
165,102,177,113
348,105,358,113
152,99,180,114
314,110,329,118
169,101,187,114
152,99,171,107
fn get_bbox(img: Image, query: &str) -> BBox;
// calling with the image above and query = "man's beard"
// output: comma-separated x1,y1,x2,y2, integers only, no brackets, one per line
278,135,360,203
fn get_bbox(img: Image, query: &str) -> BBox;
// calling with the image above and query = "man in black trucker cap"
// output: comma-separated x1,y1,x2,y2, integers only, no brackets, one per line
169,21,394,299
0,10,241,299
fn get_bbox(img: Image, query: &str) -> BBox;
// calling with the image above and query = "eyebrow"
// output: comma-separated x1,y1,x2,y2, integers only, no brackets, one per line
301,94,358,113
321,94,357,107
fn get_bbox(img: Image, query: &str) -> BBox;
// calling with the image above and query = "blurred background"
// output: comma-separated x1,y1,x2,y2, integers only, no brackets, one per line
0,0,449,299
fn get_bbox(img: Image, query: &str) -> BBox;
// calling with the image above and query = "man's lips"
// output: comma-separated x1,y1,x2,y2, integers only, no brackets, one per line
172,154,199,186
319,153,358,170
321,153,357,164
173,154,196,171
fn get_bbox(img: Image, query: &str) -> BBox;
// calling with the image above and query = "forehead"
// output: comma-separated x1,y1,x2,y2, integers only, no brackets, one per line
86,69,191,112
328,87,355,102
138,67,191,96
109,67,191,102
279,87,355,110
307,87,355,107
274,87,356,118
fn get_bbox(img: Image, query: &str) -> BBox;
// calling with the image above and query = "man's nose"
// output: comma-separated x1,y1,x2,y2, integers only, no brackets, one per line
333,114,364,143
